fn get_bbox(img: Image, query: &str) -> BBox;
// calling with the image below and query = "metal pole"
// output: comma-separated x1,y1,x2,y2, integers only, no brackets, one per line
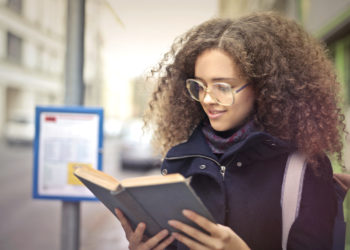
61,202,81,250
64,0,85,106
61,0,85,250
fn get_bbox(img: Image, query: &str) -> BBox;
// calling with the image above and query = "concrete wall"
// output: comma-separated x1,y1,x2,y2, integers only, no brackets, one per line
304,0,350,34
219,0,286,18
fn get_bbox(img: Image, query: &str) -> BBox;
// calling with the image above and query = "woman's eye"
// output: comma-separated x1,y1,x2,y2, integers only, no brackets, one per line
215,84,231,92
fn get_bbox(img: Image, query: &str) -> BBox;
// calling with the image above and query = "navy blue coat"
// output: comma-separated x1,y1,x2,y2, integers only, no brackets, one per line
161,124,337,250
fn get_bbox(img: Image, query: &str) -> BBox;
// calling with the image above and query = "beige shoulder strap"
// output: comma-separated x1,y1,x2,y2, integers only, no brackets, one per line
281,152,307,250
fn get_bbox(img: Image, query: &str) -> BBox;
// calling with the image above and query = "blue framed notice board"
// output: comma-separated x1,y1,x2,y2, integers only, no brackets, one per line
33,106,103,201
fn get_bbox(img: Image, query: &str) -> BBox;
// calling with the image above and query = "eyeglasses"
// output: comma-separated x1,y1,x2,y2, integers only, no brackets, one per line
186,79,250,106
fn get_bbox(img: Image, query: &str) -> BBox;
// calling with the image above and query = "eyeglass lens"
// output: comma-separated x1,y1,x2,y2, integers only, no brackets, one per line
186,80,234,106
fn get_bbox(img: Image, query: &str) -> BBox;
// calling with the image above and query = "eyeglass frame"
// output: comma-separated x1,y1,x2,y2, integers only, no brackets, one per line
185,78,251,106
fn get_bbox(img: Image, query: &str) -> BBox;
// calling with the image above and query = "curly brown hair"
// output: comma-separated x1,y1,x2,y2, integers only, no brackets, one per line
145,11,345,171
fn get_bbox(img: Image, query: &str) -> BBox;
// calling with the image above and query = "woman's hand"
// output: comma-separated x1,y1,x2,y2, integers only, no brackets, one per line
168,209,250,250
115,208,175,250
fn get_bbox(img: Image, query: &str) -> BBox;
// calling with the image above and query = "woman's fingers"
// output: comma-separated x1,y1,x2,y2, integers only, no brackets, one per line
172,232,210,250
168,219,210,241
182,209,218,235
115,208,176,249
169,219,227,249
168,219,217,249
115,208,133,240
116,208,249,250
153,235,176,250
169,210,240,250
143,229,173,249
130,222,146,245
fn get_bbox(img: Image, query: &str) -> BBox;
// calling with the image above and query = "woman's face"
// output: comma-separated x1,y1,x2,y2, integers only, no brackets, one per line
194,49,255,131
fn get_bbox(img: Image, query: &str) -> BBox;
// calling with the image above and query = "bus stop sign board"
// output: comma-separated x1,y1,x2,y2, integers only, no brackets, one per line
32,106,103,201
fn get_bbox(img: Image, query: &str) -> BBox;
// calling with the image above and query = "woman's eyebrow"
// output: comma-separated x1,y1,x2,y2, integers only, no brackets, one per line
211,77,239,82
194,76,239,82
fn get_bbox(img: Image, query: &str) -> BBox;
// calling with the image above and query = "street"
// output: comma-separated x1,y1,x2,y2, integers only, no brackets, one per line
0,138,160,250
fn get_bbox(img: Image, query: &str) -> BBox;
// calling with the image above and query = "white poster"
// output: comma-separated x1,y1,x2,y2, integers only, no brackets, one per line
33,107,103,200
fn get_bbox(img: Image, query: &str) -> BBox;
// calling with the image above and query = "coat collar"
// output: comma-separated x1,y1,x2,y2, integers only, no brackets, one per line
165,123,294,165
165,125,214,158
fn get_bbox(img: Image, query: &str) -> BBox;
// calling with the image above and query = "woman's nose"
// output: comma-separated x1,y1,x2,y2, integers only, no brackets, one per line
202,91,216,104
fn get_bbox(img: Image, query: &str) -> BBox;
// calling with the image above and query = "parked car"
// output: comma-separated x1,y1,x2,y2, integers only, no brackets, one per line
4,115,34,145
119,119,161,170
104,118,123,138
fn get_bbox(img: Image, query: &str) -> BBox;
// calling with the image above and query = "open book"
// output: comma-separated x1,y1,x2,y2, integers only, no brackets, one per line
74,166,215,237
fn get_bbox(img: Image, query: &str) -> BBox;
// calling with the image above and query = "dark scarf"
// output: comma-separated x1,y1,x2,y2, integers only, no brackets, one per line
202,120,255,154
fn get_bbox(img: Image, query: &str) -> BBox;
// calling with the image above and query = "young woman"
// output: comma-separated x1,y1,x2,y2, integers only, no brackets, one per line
116,12,345,249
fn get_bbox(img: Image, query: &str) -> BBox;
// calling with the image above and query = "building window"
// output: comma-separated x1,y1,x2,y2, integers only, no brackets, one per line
6,32,22,64
7,0,23,14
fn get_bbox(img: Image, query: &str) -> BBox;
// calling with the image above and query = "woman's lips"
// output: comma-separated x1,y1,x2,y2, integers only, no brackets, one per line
206,109,226,119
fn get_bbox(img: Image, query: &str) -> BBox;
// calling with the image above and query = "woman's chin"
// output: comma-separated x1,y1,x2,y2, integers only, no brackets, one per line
209,120,233,132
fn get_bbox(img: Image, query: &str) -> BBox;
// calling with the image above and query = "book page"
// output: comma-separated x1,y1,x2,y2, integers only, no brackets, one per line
75,165,120,191
121,173,184,187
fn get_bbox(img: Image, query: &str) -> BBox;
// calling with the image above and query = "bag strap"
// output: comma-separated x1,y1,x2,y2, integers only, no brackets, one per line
281,152,307,250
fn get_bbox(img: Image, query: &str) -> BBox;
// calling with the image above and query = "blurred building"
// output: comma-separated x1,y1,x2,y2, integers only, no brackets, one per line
0,0,65,137
84,0,105,107
0,0,105,139
130,76,153,118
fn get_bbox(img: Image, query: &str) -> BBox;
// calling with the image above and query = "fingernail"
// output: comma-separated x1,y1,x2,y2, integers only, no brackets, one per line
115,209,120,216
160,229,168,236
168,220,176,226
182,209,191,216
